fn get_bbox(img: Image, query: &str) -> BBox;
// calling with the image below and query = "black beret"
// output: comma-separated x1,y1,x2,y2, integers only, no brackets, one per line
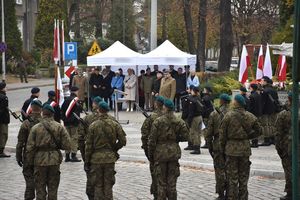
240,86,247,93
70,86,79,92
0,82,6,90
31,87,40,94
48,90,56,97
250,84,258,90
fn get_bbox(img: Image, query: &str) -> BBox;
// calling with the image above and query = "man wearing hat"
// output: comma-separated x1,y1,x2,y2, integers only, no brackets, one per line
141,95,165,199
219,94,262,200
44,90,61,123
61,86,82,162
159,70,176,101
26,104,71,200
148,99,189,199
16,99,43,200
201,86,214,149
207,93,231,199
0,82,10,158
85,101,126,200
248,83,263,148
240,86,250,111
21,87,40,121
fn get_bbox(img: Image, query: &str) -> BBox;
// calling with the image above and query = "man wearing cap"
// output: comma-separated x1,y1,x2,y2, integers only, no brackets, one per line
26,104,71,200
219,94,262,200
248,83,263,148
275,92,292,200
61,86,82,162
21,87,40,121
85,101,127,200
207,93,231,199
148,99,189,199
201,86,214,149
159,70,176,101
16,99,43,200
45,91,61,123
0,82,10,158
141,96,165,199
240,86,250,111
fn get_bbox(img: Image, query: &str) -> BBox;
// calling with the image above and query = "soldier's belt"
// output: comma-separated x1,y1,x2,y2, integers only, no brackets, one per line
37,147,58,152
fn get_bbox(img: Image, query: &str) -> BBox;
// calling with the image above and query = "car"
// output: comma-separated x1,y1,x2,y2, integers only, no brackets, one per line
230,57,239,71
205,61,218,72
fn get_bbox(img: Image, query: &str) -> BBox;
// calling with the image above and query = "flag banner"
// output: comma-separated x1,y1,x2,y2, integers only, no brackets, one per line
256,45,264,80
53,20,58,62
263,44,272,78
62,20,65,62
56,67,65,106
239,45,251,84
278,55,287,82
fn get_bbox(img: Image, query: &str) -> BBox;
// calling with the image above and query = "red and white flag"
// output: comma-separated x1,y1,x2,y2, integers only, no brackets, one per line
256,45,264,80
62,20,65,62
263,44,272,79
239,45,251,84
55,67,64,106
278,55,287,82
53,19,61,64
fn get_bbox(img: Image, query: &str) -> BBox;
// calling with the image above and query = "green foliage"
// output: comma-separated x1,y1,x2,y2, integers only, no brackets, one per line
272,17,294,44
0,0,22,60
279,0,294,27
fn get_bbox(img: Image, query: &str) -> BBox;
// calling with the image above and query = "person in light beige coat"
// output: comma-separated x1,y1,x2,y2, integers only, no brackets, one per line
124,68,137,112
159,70,176,101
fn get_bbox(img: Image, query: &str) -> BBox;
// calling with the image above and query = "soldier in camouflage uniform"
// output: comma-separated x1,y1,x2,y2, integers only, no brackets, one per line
219,94,262,200
141,96,165,199
275,92,292,200
26,104,71,200
16,99,43,200
207,94,231,200
85,101,127,200
148,99,189,200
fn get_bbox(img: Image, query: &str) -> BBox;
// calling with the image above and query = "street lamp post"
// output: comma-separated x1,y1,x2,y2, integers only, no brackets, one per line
1,0,5,82
150,0,157,50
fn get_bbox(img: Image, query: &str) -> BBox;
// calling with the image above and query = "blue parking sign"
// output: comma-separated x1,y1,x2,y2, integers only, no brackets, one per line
64,42,77,60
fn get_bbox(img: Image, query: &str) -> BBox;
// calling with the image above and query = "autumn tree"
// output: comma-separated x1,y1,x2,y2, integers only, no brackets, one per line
198,0,207,71
183,0,196,54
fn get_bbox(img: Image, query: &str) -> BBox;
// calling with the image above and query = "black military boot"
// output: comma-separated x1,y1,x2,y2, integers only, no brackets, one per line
280,193,292,200
70,153,82,162
0,149,10,158
251,139,259,148
65,153,71,162
184,142,194,150
190,146,201,154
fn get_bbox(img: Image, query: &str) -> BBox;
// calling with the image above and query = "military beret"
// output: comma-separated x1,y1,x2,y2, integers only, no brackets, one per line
155,96,165,104
240,86,247,93
0,82,6,90
70,86,79,92
31,99,43,108
98,101,110,111
219,93,231,102
288,92,293,98
234,94,246,106
262,76,272,84
164,99,175,110
48,90,56,97
31,87,40,94
42,104,55,113
93,96,103,104
250,83,258,90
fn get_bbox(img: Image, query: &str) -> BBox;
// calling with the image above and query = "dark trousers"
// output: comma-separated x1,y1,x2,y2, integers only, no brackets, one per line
174,93,183,111
20,70,28,83
139,96,145,109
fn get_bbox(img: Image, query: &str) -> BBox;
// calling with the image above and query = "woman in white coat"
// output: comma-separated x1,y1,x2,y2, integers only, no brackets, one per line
124,68,137,112
187,70,200,89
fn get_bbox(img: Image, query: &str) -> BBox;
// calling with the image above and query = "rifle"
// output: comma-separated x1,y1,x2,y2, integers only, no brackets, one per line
8,109,23,122
77,101,89,115
21,110,33,122
134,103,150,118
73,112,88,127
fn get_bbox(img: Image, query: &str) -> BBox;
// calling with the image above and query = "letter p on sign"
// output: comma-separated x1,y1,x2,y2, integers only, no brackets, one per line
64,42,77,60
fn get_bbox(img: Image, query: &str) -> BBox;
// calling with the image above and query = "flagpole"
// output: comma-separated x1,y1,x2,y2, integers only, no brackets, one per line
54,19,58,101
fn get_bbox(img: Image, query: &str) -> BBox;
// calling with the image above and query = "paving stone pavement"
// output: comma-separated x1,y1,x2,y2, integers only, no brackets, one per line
0,155,285,200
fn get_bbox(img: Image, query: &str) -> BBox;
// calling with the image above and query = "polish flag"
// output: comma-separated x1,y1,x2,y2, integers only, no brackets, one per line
278,55,287,82
62,20,65,62
53,20,58,63
55,67,64,106
263,44,272,79
256,45,264,80
239,45,251,84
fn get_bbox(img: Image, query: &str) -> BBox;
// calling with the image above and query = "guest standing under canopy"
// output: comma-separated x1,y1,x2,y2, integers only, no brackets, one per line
141,68,154,111
124,68,137,112
105,66,115,110
159,70,176,101
174,67,187,112
152,71,163,99
138,70,146,109
187,71,200,89
89,67,103,100
100,69,112,105
111,71,124,110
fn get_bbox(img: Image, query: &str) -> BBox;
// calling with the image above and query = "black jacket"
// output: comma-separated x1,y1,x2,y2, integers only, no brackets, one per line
261,85,279,115
0,91,9,124
152,78,162,94
181,95,190,120
201,94,214,119
187,95,202,126
249,91,263,117
99,75,112,98
242,94,250,111
45,98,61,123
175,74,187,94
170,69,178,78
89,73,103,96
21,95,38,120
61,94,81,126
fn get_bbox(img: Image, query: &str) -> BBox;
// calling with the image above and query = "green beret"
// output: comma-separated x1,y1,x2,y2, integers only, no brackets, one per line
42,104,55,113
164,99,175,110
219,94,231,102
288,92,293,98
155,96,165,104
93,96,103,104
234,94,246,106
31,99,43,108
98,101,110,111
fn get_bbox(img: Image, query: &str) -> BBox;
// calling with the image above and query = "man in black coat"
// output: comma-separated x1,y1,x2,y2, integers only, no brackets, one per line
174,67,187,112
0,82,10,157
169,65,178,78
21,87,40,121
151,71,163,98
44,91,61,123
105,66,115,109
240,86,250,111
89,67,103,99
99,68,113,105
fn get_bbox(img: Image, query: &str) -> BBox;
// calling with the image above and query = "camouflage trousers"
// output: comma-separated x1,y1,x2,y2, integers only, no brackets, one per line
0,124,8,151
65,125,79,153
213,152,226,195
260,114,277,138
189,116,202,146
276,143,292,194
150,161,158,199
34,165,60,200
90,163,116,200
225,156,251,200
23,164,35,200
154,161,180,200
86,169,94,200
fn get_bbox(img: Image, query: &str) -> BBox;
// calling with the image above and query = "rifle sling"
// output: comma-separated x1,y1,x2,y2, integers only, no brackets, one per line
41,122,61,151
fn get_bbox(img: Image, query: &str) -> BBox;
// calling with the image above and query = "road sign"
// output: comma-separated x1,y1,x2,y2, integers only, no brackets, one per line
65,66,75,78
64,42,77,60
88,40,101,56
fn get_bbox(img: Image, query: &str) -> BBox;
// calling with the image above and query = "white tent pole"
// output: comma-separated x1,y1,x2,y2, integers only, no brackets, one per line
150,0,157,50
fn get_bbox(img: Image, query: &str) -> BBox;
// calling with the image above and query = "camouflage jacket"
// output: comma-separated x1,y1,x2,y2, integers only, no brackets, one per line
16,113,42,163
85,113,127,164
219,106,262,157
207,104,230,152
275,108,291,152
26,117,72,166
148,112,189,162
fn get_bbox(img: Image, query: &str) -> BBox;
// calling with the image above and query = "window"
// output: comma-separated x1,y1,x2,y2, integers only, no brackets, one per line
16,0,22,5
17,20,23,40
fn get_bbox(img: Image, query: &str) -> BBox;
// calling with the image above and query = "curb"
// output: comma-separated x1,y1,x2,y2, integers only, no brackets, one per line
8,83,53,91
5,146,284,179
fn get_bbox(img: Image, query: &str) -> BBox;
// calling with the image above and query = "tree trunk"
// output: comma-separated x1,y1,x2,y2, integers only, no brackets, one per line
74,0,80,39
218,0,234,72
197,0,207,72
183,0,196,54
95,0,104,38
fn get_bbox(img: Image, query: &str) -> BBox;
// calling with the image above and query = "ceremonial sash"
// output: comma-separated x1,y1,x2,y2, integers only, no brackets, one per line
65,97,79,118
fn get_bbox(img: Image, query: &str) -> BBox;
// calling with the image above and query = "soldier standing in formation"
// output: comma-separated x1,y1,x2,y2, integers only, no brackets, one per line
148,99,189,199
61,86,82,162
201,86,214,149
26,104,72,200
85,101,127,199
240,86,250,110
0,82,10,158
275,92,292,200
21,87,40,120
207,94,231,200
45,90,61,123
16,99,43,200
141,96,165,199
219,94,262,200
